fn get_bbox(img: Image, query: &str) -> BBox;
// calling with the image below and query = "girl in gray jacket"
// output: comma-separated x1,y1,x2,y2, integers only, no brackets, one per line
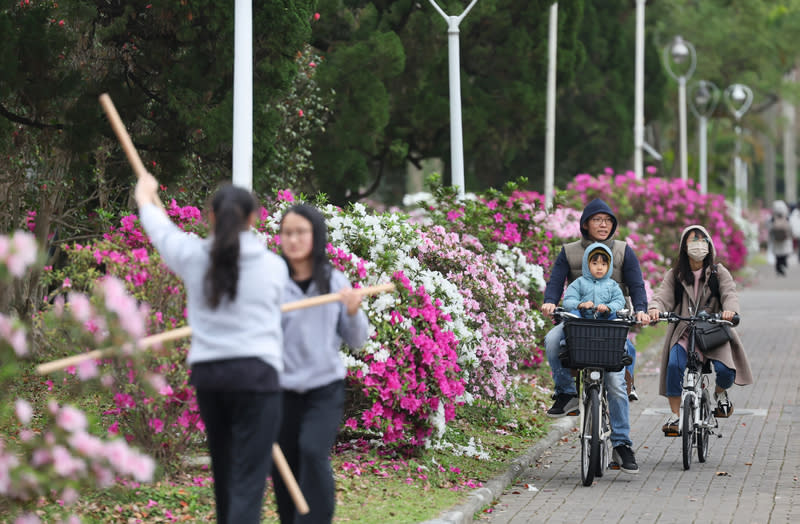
135,173,287,524
274,204,369,524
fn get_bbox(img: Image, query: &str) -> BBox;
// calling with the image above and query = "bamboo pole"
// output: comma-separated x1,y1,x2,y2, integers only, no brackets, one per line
99,94,149,179
98,93,164,207
36,283,394,375
272,443,309,514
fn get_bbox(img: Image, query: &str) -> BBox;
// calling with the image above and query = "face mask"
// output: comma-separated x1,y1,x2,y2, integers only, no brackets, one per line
687,240,709,261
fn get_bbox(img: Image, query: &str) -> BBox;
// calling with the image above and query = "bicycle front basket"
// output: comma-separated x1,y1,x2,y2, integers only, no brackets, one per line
563,319,629,371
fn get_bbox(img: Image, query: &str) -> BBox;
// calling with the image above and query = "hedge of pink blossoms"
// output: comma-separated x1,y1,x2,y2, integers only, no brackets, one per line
260,194,471,449
261,190,551,443
564,169,747,272
39,200,208,468
415,226,544,401
42,194,469,452
1,232,156,522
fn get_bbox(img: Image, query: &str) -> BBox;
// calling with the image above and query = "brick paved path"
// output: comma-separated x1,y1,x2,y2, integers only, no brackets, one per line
481,260,800,524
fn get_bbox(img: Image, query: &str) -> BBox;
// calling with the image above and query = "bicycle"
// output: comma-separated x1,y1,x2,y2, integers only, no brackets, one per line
553,308,636,486
653,310,739,470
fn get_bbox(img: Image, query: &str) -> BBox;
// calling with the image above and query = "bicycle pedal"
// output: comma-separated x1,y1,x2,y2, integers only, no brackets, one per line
567,409,579,416
608,461,620,470
662,429,680,437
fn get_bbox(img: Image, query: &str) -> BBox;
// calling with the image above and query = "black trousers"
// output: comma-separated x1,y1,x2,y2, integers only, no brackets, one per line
776,254,788,275
196,389,282,524
274,380,345,524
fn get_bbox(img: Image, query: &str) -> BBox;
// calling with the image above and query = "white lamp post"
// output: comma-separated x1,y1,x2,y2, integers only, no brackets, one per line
232,0,253,191
633,0,647,180
724,83,754,215
688,80,720,195
544,3,558,210
428,0,479,199
662,36,696,182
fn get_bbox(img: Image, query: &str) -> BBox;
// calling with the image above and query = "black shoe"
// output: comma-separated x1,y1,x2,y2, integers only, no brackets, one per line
546,394,579,418
612,445,639,474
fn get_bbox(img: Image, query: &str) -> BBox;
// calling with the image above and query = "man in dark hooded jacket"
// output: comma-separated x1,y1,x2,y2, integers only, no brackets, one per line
540,198,649,474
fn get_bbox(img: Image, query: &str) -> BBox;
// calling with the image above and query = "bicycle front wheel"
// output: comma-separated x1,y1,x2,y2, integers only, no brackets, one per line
581,387,601,486
697,392,711,462
682,395,694,471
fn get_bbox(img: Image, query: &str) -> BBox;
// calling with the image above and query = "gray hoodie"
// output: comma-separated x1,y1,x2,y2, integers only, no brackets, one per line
280,269,369,393
139,203,287,373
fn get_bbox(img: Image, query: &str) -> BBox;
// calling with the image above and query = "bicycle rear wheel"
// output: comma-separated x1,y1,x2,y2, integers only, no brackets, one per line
581,387,601,486
697,392,711,462
682,396,694,470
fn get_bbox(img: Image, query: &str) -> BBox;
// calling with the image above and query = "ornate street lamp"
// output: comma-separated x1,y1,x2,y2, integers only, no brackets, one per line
724,84,754,214
662,36,697,181
688,81,720,194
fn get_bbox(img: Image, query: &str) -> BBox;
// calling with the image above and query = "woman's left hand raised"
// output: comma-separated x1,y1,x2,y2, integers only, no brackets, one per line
339,287,363,316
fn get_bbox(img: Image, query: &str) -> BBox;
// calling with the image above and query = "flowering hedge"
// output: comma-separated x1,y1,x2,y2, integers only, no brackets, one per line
1,232,157,522
23,169,748,464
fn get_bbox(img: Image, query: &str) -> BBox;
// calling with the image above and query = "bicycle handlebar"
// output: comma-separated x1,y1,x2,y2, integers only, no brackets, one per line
552,307,640,325
656,311,740,327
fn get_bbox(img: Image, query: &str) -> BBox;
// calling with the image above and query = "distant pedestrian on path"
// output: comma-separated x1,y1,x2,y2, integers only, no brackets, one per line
135,172,287,524
540,198,650,474
274,204,369,524
768,200,793,276
647,225,753,436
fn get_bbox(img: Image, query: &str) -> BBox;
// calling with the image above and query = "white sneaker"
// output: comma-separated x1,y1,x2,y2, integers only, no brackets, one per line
714,391,734,418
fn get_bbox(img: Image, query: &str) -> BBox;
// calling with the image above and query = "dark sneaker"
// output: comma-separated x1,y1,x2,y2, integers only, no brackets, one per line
546,394,579,418
628,385,639,402
612,445,639,474
662,416,680,437
715,391,734,418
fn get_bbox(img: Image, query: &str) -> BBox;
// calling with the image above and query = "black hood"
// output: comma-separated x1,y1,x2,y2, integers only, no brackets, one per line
579,198,618,239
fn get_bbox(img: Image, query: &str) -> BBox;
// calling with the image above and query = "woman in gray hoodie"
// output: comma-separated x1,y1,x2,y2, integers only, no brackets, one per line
135,173,287,524
274,204,369,524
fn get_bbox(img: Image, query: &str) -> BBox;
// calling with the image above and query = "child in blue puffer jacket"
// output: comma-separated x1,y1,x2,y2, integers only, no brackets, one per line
562,242,625,319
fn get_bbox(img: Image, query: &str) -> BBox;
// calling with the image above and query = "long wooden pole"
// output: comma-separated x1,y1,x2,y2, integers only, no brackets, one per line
272,443,309,514
99,94,148,179
36,283,394,374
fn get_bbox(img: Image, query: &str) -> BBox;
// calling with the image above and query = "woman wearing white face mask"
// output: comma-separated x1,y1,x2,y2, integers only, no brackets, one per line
647,225,753,436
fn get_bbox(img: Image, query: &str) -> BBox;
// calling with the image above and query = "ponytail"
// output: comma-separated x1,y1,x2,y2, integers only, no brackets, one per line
205,185,256,309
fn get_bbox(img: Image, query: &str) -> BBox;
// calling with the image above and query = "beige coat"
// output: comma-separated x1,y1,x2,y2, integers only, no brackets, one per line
649,230,753,397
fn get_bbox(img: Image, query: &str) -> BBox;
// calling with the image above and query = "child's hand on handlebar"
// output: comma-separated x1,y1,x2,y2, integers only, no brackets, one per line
578,301,594,309
595,304,609,313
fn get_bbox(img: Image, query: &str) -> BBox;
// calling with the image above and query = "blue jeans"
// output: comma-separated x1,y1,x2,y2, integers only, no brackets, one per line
545,323,633,447
665,344,736,397
626,339,636,379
